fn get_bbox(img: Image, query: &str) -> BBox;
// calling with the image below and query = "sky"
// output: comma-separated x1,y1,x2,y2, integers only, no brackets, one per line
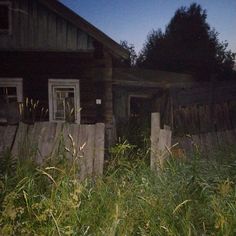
60,0,236,55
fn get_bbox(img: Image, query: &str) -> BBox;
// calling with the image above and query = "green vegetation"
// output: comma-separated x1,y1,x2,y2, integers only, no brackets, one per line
0,142,236,235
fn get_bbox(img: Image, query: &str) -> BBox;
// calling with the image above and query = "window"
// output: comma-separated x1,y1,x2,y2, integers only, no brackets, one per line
0,1,11,34
0,78,23,122
48,79,80,123
0,78,23,102
128,95,151,118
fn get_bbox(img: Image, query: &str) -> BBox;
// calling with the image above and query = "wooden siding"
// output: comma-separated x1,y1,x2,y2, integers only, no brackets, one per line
0,0,94,51
0,51,110,124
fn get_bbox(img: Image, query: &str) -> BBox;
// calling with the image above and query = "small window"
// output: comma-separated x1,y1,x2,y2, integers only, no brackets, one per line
0,1,11,34
0,78,23,103
48,79,80,123
0,78,23,123
129,95,151,118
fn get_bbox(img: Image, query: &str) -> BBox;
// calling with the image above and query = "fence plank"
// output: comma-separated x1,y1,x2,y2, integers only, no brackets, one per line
93,123,105,176
0,126,18,154
12,122,28,157
151,113,160,170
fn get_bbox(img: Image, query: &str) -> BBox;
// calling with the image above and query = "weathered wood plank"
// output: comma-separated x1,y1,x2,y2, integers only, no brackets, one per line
0,126,17,154
0,0,92,51
66,23,77,50
93,123,105,176
150,113,160,170
12,122,28,157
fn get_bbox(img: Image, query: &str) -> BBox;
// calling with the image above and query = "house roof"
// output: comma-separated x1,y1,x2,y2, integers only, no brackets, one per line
113,68,196,88
39,0,129,59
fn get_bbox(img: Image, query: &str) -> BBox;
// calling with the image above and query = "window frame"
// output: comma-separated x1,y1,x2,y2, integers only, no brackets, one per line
48,79,80,124
0,1,12,34
128,94,151,118
0,78,23,102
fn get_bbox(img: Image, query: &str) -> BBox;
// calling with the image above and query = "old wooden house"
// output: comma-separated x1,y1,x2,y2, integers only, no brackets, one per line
1,0,236,146
0,0,128,142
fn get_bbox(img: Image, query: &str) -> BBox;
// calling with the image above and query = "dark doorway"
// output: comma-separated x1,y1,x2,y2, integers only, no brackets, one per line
129,96,152,118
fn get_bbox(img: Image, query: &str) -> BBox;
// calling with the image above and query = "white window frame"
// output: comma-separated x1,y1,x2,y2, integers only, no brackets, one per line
48,79,80,124
0,1,12,34
0,78,23,102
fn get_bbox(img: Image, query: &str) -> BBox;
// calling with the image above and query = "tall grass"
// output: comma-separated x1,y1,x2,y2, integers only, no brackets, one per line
0,141,236,235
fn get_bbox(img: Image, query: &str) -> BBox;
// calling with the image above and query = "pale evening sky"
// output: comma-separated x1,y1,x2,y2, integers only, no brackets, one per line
60,0,236,55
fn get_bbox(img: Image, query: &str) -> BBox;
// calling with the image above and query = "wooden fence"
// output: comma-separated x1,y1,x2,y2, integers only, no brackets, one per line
151,112,236,170
0,122,105,179
173,101,236,135
173,129,236,157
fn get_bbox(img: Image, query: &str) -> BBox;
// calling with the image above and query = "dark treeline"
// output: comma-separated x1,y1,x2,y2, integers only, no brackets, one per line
119,3,235,81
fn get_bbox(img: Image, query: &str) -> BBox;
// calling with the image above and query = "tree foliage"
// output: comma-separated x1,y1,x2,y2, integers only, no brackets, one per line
114,40,137,67
137,3,235,80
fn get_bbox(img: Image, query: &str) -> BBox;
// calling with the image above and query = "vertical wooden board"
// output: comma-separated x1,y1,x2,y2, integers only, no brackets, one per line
200,133,209,156
216,131,224,147
36,122,50,161
12,0,21,48
87,36,94,49
226,130,236,145
47,12,57,49
69,123,80,154
56,17,67,49
66,23,77,50
181,136,193,156
41,122,58,159
27,124,38,158
27,0,34,48
3,126,17,150
157,129,172,168
12,122,28,157
32,0,38,48
199,105,205,133
164,125,171,131
157,129,172,151
19,0,29,48
150,113,160,170
37,4,48,48
50,122,63,157
93,123,105,176
84,125,96,176
0,126,7,153
77,30,88,49
30,122,44,161
62,123,79,160
77,125,88,180
192,134,201,153
206,132,218,152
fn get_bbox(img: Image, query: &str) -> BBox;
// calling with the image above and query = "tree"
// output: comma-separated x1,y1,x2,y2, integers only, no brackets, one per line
114,40,137,67
137,3,235,80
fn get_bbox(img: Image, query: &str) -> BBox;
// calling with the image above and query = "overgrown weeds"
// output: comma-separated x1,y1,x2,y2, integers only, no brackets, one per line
0,140,236,235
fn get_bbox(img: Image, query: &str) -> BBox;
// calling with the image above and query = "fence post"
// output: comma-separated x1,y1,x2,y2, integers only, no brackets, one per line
151,113,172,171
93,123,105,176
150,113,160,170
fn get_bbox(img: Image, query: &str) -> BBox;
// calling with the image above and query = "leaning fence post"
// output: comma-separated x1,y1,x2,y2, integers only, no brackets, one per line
150,113,160,170
151,113,172,171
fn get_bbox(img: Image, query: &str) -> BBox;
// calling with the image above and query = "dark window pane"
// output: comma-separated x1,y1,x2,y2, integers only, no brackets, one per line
6,87,16,95
0,4,9,30
0,88,5,95
8,97,17,103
